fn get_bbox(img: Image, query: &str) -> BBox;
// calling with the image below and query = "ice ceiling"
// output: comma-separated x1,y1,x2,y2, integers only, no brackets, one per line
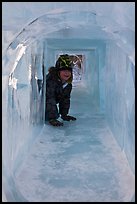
3,2,135,76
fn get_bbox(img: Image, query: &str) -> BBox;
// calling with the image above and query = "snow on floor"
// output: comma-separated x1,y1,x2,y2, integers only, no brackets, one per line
15,87,134,202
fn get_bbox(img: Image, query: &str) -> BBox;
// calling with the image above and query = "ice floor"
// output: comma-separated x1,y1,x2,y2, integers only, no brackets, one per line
15,87,134,202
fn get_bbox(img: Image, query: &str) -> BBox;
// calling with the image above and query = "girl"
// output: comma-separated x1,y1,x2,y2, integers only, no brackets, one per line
45,54,76,126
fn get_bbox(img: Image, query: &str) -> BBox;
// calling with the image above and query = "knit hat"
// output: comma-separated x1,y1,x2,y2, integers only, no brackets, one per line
55,54,73,71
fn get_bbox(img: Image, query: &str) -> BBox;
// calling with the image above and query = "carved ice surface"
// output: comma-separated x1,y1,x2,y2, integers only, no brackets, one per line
2,2,135,202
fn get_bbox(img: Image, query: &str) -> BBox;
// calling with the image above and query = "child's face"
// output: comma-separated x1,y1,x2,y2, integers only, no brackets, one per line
59,70,71,81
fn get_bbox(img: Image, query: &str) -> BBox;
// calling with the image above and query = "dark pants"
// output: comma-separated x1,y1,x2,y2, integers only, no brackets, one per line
45,104,59,121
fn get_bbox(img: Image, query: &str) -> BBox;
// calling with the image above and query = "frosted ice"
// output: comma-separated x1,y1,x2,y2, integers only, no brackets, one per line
2,2,135,202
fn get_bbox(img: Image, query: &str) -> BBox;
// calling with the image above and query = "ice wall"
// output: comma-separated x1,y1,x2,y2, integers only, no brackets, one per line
105,42,135,173
2,2,135,202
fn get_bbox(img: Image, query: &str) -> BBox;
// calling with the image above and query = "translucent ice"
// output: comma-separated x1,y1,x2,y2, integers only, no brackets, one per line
2,2,135,202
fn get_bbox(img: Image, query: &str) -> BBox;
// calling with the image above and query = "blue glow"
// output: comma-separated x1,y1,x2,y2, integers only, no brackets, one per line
2,2,135,202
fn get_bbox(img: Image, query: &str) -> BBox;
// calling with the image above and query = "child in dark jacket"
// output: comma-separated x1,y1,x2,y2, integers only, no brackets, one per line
45,54,76,126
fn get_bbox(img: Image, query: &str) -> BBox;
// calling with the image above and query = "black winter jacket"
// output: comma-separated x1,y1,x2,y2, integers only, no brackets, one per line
45,67,72,121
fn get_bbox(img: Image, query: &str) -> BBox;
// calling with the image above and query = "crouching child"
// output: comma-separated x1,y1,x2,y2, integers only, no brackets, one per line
45,54,76,126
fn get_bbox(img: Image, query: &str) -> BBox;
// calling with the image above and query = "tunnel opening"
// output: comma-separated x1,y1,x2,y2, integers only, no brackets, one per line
2,9,135,202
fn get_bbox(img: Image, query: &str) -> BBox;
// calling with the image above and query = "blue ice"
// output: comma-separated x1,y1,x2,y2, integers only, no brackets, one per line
2,2,135,202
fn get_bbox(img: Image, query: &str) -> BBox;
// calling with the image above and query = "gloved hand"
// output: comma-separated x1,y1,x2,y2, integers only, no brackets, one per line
61,115,76,121
49,119,63,126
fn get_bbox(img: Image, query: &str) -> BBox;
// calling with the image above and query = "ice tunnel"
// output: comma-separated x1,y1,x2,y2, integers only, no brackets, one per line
2,3,135,202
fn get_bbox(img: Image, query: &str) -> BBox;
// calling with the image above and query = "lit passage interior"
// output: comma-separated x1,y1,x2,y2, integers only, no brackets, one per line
2,10,135,202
